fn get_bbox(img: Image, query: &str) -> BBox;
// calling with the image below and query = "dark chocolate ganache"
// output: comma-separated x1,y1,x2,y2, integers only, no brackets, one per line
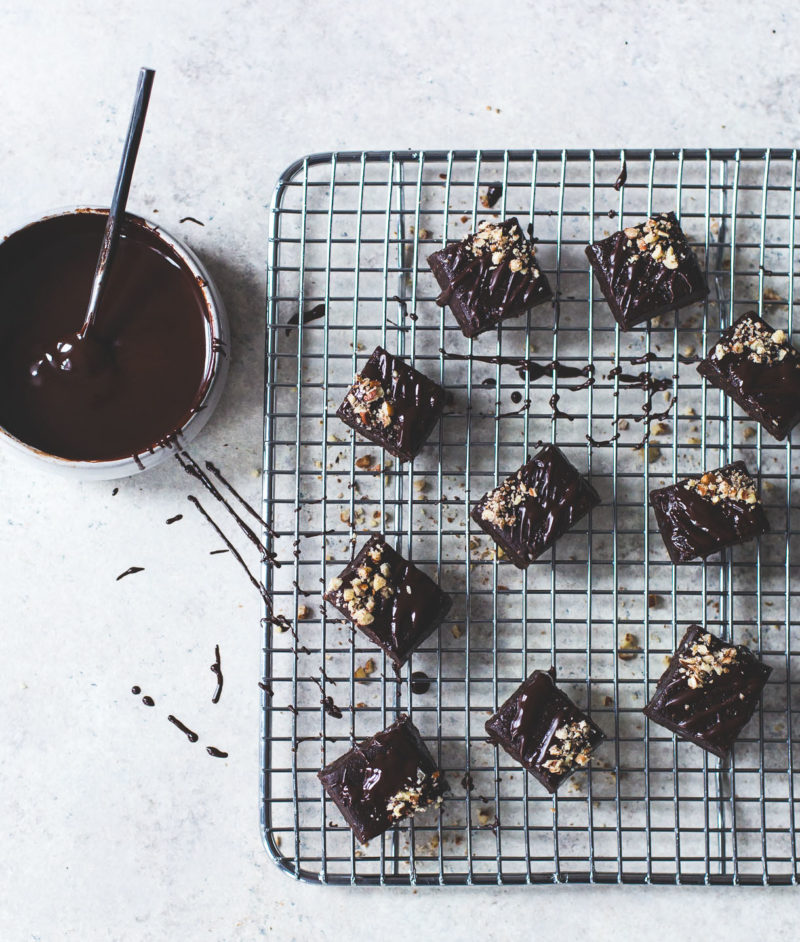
0,211,211,460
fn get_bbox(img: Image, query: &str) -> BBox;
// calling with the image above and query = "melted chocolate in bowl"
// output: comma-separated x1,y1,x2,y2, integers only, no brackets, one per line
0,211,211,461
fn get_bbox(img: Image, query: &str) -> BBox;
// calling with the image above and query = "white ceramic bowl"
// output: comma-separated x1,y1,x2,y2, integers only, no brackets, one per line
0,207,229,480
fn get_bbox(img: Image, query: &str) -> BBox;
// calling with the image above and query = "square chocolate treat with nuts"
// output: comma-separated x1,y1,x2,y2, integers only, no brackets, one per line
643,625,771,759
485,669,606,794
470,444,601,569
427,217,552,338
336,346,445,462
585,212,708,330
697,313,800,440
649,461,769,563
318,714,446,844
323,535,452,669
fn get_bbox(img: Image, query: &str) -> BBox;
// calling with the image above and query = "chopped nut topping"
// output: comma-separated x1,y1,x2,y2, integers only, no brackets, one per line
386,769,443,820
542,719,595,775
621,213,686,270
618,632,640,660
712,316,795,366
327,542,395,626
467,219,538,277
678,632,738,689
345,374,397,432
683,467,759,505
479,470,538,528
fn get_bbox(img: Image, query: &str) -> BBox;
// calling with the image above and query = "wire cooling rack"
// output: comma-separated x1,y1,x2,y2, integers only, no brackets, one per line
261,149,800,886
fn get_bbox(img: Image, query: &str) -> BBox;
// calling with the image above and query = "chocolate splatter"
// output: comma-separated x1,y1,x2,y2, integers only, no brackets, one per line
116,566,144,581
167,715,199,743
210,644,223,704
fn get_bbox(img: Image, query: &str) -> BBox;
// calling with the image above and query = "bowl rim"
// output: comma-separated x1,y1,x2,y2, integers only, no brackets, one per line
0,205,228,470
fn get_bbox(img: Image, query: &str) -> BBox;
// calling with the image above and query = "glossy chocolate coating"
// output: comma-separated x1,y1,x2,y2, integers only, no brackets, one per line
470,444,601,569
318,715,445,844
697,313,800,440
485,669,606,793
336,346,444,461
585,212,707,330
643,624,771,759
427,217,552,338
323,535,452,669
0,212,211,460
649,461,768,563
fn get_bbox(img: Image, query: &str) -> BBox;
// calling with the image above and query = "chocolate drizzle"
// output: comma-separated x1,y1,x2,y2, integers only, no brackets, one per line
167,715,199,743
116,566,144,581
176,451,276,563
206,746,228,758
210,644,223,704
441,350,594,391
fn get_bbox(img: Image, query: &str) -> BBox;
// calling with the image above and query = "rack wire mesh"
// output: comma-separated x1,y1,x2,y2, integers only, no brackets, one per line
261,148,800,885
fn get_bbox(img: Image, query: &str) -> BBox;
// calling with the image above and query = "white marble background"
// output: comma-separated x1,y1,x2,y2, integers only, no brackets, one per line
1,1,798,939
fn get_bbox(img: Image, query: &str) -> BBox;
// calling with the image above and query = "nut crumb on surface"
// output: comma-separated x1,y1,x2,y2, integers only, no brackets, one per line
618,633,640,660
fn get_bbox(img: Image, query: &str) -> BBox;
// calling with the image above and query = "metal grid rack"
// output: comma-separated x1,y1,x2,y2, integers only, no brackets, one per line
261,149,800,886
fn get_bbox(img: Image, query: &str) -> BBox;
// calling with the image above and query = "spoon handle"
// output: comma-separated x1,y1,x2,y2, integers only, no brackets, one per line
79,67,155,338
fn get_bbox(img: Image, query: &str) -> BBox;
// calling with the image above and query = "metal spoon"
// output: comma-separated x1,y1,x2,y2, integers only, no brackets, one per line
77,67,155,339
31,67,155,380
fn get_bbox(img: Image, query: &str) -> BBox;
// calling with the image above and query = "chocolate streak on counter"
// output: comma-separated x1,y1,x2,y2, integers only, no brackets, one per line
210,644,223,704
205,459,277,538
179,216,205,227
210,549,229,555
116,566,144,581
285,302,326,335
176,452,277,563
166,514,183,525
206,746,228,758
167,715,199,743
111,487,119,496
614,160,628,191
186,495,303,651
